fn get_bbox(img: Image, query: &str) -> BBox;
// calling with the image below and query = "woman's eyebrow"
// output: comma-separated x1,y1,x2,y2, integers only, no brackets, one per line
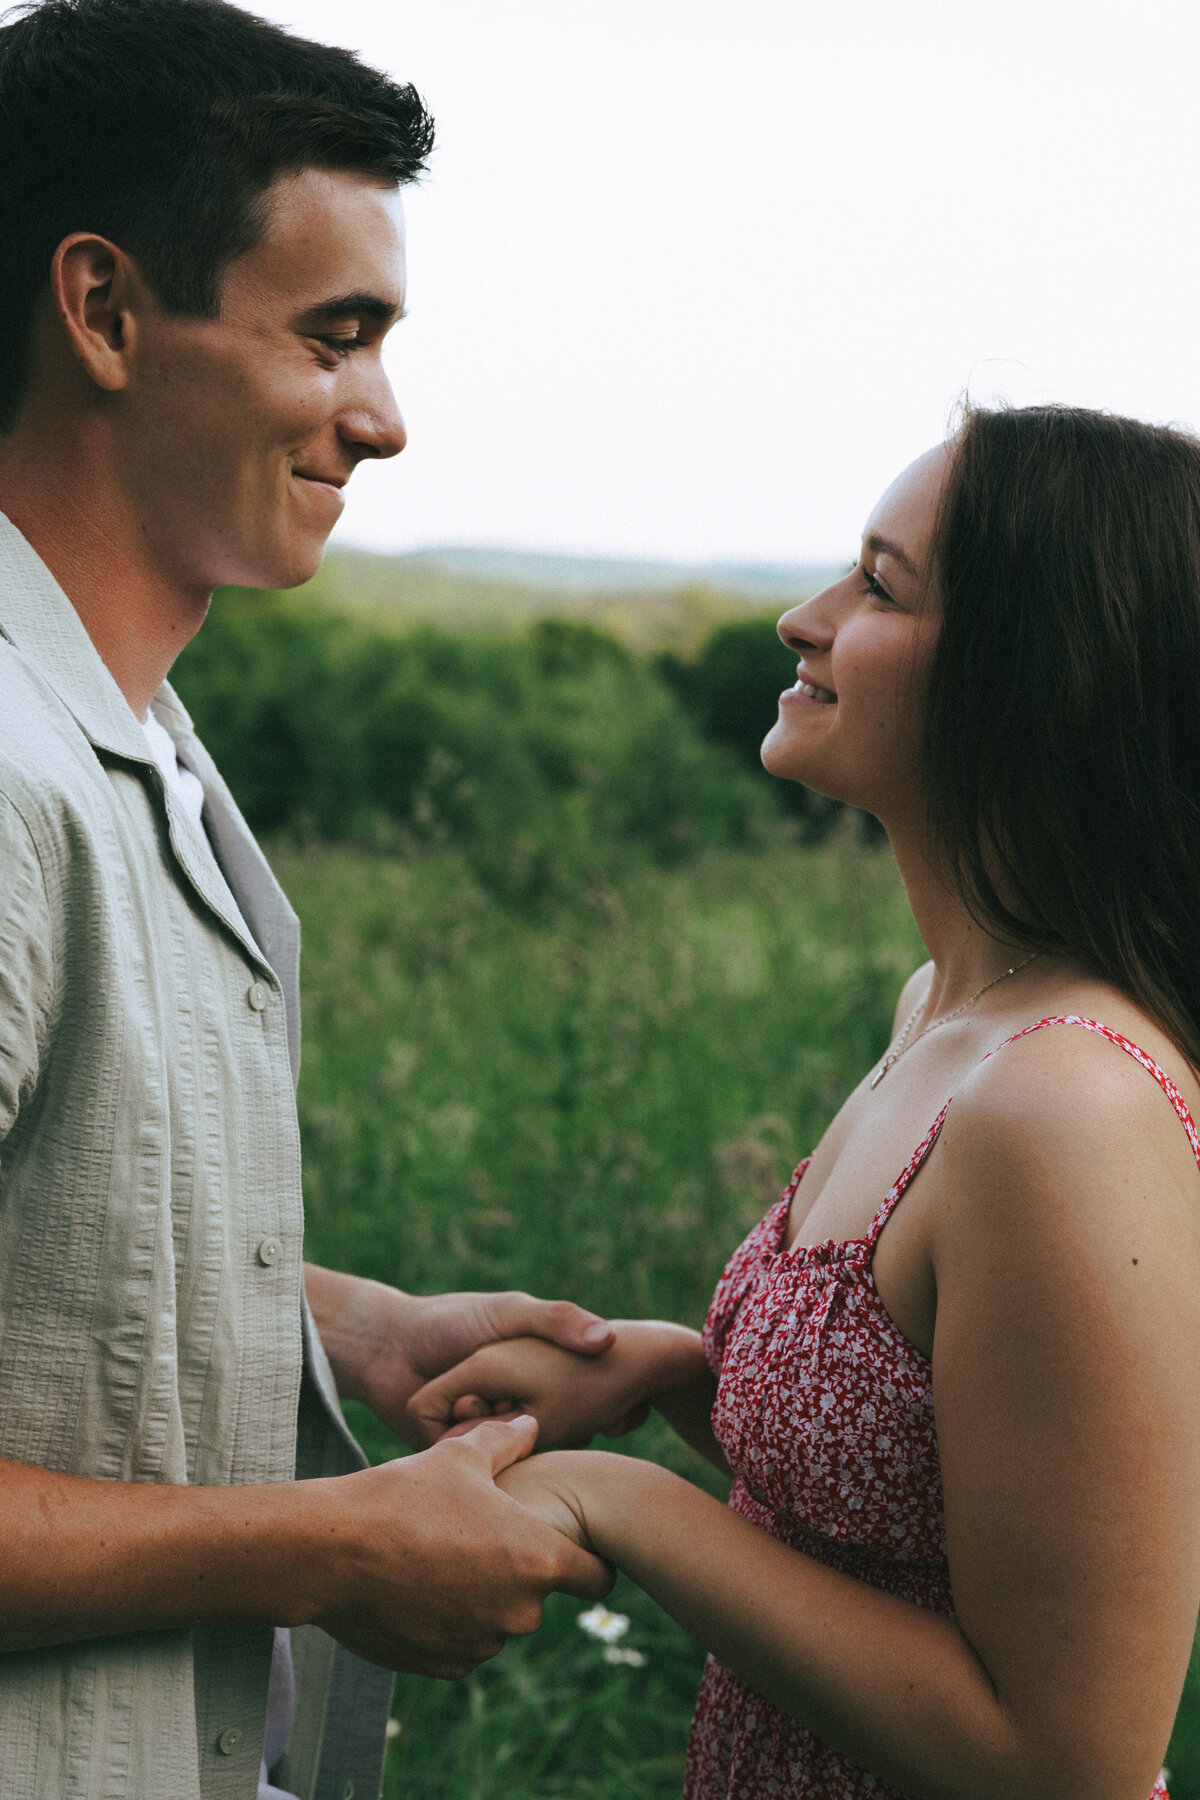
864,532,918,577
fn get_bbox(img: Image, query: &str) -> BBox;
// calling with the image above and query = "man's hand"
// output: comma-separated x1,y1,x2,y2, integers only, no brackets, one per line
301,1416,612,1676
409,1320,708,1448
0,1420,611,1670
303,1264,616,1446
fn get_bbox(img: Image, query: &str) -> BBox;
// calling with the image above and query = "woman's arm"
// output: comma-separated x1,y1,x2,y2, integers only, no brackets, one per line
503,1027,1200,1800
501,1450,1025,1797
409,1320,726,1466
650,1366,725,1468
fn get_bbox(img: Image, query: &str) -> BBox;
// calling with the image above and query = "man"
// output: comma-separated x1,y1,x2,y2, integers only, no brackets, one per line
0,1,613,1795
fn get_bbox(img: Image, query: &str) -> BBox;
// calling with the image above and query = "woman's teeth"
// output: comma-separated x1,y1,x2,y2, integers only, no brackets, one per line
796,680,836,704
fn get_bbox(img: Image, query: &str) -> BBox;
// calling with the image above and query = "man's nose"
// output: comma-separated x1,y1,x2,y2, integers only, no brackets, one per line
339,371,408,461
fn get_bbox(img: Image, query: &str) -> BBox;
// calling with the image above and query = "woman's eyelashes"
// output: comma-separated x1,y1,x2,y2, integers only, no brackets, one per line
861,566,896,606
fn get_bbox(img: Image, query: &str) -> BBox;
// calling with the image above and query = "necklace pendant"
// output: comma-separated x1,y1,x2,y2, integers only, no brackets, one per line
869,1063,888,1089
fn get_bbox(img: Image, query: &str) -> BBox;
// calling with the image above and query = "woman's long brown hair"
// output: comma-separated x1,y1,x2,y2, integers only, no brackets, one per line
925,404,1200,1072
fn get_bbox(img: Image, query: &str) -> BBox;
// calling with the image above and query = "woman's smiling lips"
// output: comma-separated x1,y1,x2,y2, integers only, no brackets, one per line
780,665,837,707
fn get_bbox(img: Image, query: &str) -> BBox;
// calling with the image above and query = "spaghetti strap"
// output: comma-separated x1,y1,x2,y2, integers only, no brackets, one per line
982,1014,1200,1169
866,1013,1200,1246
866,1101,954,1245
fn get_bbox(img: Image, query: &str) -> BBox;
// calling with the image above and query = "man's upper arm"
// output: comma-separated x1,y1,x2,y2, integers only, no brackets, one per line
0,793,57,1138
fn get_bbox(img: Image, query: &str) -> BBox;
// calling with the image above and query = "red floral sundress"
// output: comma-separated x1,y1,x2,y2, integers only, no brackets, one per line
686,1017,1185,1799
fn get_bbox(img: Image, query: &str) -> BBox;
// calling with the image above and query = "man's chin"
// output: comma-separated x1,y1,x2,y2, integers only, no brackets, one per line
235,537,329,594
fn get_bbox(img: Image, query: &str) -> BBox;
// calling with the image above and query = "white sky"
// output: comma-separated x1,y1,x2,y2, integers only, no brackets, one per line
255,0,1200,563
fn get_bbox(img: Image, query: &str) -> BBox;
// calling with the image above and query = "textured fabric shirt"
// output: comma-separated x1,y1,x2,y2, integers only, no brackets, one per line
141,709,301,1800
0,515,393,1799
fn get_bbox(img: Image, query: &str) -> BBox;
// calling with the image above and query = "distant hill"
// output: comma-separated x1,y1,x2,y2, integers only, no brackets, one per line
391,547,843,597
295,545,844,657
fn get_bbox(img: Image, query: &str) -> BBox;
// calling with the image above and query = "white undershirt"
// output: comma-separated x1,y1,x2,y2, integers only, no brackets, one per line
141,708,207,835
139,708,299,1800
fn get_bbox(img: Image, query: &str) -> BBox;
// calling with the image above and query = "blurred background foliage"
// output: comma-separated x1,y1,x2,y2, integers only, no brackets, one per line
173,581,858,907
171,561,1198,1799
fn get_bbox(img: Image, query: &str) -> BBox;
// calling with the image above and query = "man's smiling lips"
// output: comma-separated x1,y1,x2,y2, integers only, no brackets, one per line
293,466,348,506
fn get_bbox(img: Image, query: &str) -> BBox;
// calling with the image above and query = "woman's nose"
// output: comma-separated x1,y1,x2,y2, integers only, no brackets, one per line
777,589,835,655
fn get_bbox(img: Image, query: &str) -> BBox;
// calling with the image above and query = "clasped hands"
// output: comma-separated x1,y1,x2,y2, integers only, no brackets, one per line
405,1314,709,1549
411,1315,704,1445
300,1266,703,1677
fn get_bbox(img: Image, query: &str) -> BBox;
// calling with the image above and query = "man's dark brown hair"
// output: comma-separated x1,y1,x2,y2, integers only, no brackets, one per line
0,0,434,429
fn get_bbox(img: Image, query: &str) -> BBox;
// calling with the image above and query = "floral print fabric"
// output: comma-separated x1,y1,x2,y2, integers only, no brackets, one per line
685,1017,1182,1799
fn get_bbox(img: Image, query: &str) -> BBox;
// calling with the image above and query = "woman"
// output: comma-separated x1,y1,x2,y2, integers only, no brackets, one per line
412,406,1200,1800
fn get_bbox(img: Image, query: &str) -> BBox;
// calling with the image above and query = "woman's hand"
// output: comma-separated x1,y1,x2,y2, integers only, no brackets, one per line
408,1319,708,1449
302,1265,617,1448
496,1450,599,1552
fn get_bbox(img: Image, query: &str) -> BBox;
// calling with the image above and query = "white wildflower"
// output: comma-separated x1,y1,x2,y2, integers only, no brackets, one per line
603,1646,647,1667
577,1604,630,1644
385,1719,401,1741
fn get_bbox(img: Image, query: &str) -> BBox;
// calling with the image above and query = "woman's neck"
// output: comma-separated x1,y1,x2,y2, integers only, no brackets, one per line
887,820,1031,1015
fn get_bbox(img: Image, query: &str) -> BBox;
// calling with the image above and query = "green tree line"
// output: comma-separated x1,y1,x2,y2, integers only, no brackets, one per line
172,590,853,903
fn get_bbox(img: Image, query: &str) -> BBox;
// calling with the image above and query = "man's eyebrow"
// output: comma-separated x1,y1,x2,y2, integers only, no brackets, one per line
864,532,918,578
298,292,405,324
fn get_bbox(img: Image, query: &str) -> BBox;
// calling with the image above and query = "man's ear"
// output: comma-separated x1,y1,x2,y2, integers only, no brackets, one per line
50,232,144,395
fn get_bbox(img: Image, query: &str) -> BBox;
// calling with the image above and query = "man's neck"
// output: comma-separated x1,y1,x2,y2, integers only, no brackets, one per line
0,426,210,718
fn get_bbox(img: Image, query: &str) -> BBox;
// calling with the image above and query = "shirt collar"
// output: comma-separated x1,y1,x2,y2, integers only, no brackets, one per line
0,509,156,766
0,512,295,1031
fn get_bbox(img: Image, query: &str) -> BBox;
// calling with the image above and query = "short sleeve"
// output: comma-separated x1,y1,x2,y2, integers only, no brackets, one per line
0,794,56,1139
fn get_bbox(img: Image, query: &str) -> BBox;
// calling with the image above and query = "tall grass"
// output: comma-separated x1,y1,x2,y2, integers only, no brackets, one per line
278,834,1200,1797
286,831,913,1796
285,833,918,1326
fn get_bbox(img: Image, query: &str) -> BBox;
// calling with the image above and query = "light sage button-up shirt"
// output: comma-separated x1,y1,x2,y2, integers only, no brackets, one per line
0,515,393,1799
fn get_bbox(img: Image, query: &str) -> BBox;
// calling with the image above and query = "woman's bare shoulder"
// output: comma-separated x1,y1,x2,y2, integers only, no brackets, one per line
931,1010,1200,1277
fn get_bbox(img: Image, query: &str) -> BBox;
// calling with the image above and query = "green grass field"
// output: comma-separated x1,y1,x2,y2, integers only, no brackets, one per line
280,830,1200,1797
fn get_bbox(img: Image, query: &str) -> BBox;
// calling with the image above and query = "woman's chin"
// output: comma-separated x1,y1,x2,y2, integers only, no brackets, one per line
760,725,818,785
759,734,862,811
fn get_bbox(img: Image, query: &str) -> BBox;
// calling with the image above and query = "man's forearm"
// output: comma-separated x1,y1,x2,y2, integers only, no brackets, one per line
303,1261,414,1405
0,1425,612,1673
0,1455,325,1652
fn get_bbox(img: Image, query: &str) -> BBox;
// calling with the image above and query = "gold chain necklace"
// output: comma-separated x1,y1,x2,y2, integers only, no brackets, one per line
869,953,1040,1090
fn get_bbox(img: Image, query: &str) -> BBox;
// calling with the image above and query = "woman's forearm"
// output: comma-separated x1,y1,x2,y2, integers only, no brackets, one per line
572,1455,1043,1800
650,1369,728,1470
612,1322,727,1467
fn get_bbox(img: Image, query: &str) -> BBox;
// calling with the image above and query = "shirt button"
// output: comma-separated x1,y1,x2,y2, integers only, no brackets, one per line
256,1236,282,1267
217,1726,243,1755
247,981,268,1011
